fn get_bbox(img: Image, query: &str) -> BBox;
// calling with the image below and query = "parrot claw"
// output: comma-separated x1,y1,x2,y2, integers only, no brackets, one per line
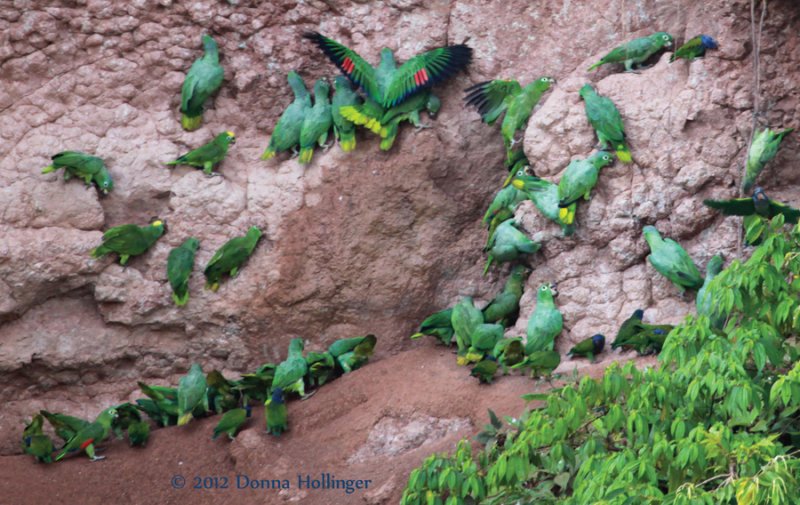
299,389,318,401
90,455,106,462
414,122,432,130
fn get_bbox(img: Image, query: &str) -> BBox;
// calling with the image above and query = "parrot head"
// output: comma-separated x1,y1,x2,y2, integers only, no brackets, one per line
313,78,331,98
534,76,556,92
642,225,660,244
184,237,200,252
510,264,531,280
426,95,442,116
549,282,559,297
700,35,719,50
378,47,396,67
753,187,768,204
591,334,606,352
95,171,114,194
271,388,285,405
654,32,674,47
706,254,725,275
245,226,263,241
225,131,236,145
537,283,555,302
578,84,595,100
201,34,218,53
590,151,614,168
633,309,644,320
150,218,166,234
245,405,253,418
333,75,352,91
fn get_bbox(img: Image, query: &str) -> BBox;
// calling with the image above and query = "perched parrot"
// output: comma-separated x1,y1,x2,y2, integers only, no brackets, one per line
484,219,540,275
492,337,525,371
177,363,209,426
465,323,505,363
261,71,312,159
23,434,54,463
410,307,454,345
464,76,555,153
611,309,673,354
525,283,563,354
110,402,142,439
265,388,288,436
331,76,362,152
41,151,113,194
642,226,704,293
304,32,472,109
206,370,239,414
272,338,308,397
212,405,252,440
485,207,515,250
90,218,165,266
298,79,333,164
203,226,262,291
696,254,726,329
336,334,377,373
135,381,178,426
557,151,614,226
642,327,672,354
233,363,276,404
588,32,674,72
22,414,45,439
568,334,605,362
127,420,150,447
470,356,499,384
670,35,719,62
167,237,200,307
483,265,530,327
180,34,224,131
511,173,575,236
611,309,645,350
514,350,561,378
451,296,484,365
305,351,337,387
504,149,531,184
580,85,631,163
40,410,90,442
742,128,795,192
55,408,118,461
704,187,800,224
166,131,236,175
483,185,528,227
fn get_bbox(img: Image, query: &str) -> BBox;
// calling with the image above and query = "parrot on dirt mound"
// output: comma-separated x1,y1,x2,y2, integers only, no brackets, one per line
696,254,726,329
485,207,515,250
671,35,719,63
470,356,498,384
451,296,484,365
261,71,312,160
588,32,674,72
167,237,200,307
55,408,118,461
704,187,800,224
464,76,555,154
525,283,562,354
331,76,362,152
742,127,794,193
233,363,276,404
510,172,575,236
611,309,674,354
177,363,209,426
410,307,454,345
41,151,113,194
568,334,605,362
335,334,377,373
611,309,645,350
465,323,504,363
203,226,262,292
483,265,530,327
273,338,308,397
22,414,54,463
557,151,614,226
213,405,252,440
305,351,337,387
492,337,525,371
180,34,224,131
579,84,631,163
127,420,150,447
40,410,90,442
265,387,288,436
91,218,165,266
483,185,528,227
206,370,239,414
298,79,333,164
304,32,472,109
166,131,236,176
513,350,561,378
110,403,143,439
643,226,704,293
484,219,540,275
135,399,176,428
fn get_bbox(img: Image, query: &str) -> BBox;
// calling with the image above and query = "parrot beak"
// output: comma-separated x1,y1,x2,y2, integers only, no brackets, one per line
550,282,559,297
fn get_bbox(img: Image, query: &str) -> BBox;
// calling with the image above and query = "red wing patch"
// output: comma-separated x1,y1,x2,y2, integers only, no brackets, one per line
413,68,430,86
80,438,95,450
342,57,355,74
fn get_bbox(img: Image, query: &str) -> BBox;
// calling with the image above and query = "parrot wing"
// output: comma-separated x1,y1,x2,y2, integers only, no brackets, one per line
703,197,756,216
383,44,473,108
464,79,521,125
303,32,380,102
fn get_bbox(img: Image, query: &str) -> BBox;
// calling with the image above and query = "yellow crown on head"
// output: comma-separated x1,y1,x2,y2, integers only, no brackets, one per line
152,220,163,227
226,131,236,137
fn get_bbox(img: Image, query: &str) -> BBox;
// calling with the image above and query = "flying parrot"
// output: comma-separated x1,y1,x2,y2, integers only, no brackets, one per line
492,337,525,371
557,151,614,226
331,76,362,152
90,218,165,266
167,237,200,307
670,35,719,63
704,187,800,224
525,283,563,354
273,338,308,397
305,351,337,387
579,84,631,163
261,71,312,160
465,323,505,363
451,296,484,365
514,350,561,379
742,127,795,192
510,173,575,236
203,226,262,291
212,405,252,440
177,363,209,426
41,151,113,194
470,356,499,384
696,254,726,329
482,265,530,327
166,131,236,176
484,219,540,275
304,32,472,109
568,334,605,362
588,32,674,72
180,34,224,131
298,79,333,164
642,226,704,293
55,407,118,461
265,388,288,436
40,410,90,442
410,307,454,345
335,334,377,374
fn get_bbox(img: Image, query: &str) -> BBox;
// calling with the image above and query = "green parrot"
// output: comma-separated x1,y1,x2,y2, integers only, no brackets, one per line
642,326,672,354
23,414,45,439
213,405,252,440
304,32,472,109
451,296,484,365
492,338,525,371
525,284,563,354
203,226,262,291
167,237,200,307
579,84,631,163
557,151,614,226
704,187,800,224
206,370,239,414
41,151,113,194
91,218,165,266
305,351,337,387
273,338,308,397
55,407,118,461
670,35,719,63
331,76,362,152
483,265,530,327
642,226,704,293
177,363,209,426
233,363,276,404
470,356,499,384
696,254,726,328
611,309,645,350
136,380,178,426
127,420,150,447
261,71,312,160
166,131,236,175
265,388,288,436
588,32,674,72
484,219,540,275
24,434,54,463
568,334,605,362
485,207,515,250
511,173,575,236
465,323,504,363
336,334,377,374
611,309,673,354
483,184,527,227
110,402,142,439
297,79,333,164
464,76,555,153
742,128,795,192
514,350,561,378
180,34,224,131
410,307,454,345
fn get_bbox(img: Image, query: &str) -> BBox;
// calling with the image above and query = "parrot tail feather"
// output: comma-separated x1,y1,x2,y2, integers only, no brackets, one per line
558,204,576,226
340,107,383,134
298,148,314,164
455,355,470,366
587,60,603,71
615,145,632,164
181,114,202,131
379,137,395,151
204,281,220,292
260,148,277,160
172,292,189,307
177,413,193,426
339,136,356,152
410,332,425,339
41,164,57,174
483,256,493,276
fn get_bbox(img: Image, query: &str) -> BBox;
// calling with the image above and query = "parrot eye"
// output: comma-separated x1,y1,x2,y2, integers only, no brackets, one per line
516,170,523,176
604,155,610,161
663,35,669,40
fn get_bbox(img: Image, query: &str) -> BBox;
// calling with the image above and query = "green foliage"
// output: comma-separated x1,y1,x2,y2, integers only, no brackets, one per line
402,217,800,504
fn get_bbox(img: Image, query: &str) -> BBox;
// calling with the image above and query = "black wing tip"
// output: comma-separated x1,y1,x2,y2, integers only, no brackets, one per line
302,31,324,41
